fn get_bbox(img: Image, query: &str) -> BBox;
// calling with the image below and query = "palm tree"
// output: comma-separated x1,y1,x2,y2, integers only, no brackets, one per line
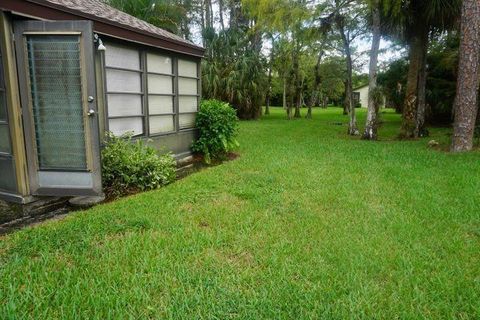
451,0,480,152
384,0,462,138
107,0,189,35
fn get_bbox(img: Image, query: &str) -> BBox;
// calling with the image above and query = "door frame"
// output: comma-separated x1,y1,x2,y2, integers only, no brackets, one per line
14,20,102,196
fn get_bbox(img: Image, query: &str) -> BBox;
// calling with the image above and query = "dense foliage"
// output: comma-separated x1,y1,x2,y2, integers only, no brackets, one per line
101,133,176,198
192,100,239,163
106,0,479,150
379,32,461,125
202,29,267,119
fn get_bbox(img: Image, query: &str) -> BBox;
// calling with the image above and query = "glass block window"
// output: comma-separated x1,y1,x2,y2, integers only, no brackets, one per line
105,43,144,136
177,59,199,130
146,52,175,135
0,44,17,192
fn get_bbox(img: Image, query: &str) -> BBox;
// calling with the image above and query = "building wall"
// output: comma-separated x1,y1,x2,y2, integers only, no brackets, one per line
354,85,386,109
0,12,30,201
99,38,201,157
0,13,201,204
357,86,369,108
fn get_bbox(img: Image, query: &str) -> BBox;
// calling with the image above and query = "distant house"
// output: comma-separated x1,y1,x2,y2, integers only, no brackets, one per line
353,84,385,108
0,0,204,204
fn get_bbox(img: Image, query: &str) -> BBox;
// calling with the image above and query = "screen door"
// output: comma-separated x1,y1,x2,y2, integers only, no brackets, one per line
15,21,102,196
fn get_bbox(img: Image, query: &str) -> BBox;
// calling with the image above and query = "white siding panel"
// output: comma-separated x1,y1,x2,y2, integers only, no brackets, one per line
109,118,143,136
148,74,173,94
178,59,197,77
147,53,172,74
178,78,197,95
179,96,198,113
149,115,175,134
107,94,143,117
106,69,141,93
105,43,140,70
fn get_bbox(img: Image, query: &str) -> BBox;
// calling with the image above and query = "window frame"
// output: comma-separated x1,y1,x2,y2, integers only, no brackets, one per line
102,40,200,138
177,57,200,131
145,52,176,136
104,43,146,137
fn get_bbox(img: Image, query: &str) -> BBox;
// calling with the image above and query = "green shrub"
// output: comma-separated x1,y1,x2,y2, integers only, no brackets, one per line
192,100,239,163
101,133,176,198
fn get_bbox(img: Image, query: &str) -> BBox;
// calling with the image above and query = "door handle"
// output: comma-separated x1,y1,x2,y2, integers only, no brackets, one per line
87,109,95,116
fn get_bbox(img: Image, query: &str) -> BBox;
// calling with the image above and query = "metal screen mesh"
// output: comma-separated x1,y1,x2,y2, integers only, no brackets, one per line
27,35,87,170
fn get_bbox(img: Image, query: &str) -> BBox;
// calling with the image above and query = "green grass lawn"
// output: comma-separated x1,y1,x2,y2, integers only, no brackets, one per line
1,107,479,319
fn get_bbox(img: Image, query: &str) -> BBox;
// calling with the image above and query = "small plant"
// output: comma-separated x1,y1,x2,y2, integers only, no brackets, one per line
192,99,239,163
101,132,176,199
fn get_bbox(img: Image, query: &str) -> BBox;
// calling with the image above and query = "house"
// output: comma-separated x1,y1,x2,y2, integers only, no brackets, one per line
0,0,204,207
353,84,385,108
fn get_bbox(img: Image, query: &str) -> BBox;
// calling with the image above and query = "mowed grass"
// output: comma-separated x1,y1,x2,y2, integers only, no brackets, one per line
1,107,479,319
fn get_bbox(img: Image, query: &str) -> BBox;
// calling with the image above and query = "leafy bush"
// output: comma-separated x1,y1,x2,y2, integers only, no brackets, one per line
101,133,176,198
192,100,239,163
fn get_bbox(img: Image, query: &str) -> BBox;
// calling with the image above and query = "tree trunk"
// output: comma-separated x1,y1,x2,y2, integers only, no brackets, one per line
414,30,429,138
306,50,324,119
200,0,206,47
400,27,425,138
205,0,213,30
340,30,358,135
343,80,349,115
362,1,381,140
292,41,301,119
218,0,225,31
265,37,274,116
451,0,480,152
294,96,301,118
287,96,293,120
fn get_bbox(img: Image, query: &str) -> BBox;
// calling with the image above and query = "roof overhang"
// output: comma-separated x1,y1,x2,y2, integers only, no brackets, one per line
0,0,205,57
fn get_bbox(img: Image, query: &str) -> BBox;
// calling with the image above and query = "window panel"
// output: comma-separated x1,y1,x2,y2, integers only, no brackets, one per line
178,78,198,95
0,124,11,153
149,115,175,134
106,69,141,93
109,117,143,136
149,95,173,114
147,53,172,74
179,96,198,113
0,90,6,121
148,74,173,94
179,114,196,129
107,94,143,117
178,59,198,77
105,43,140,70
0,157,16,191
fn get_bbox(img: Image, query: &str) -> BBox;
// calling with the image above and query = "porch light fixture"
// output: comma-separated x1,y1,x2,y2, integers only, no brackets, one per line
94,33,106,51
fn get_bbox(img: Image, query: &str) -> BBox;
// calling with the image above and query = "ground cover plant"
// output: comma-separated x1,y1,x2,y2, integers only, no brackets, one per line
101,133,176,199
0,108,479,319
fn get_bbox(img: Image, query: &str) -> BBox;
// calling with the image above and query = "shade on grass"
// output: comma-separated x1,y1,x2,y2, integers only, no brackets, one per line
1,107,479,319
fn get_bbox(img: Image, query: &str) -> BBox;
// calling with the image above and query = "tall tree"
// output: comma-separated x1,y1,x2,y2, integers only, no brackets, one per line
107,0,189,35
451,0,480,152
362,0,381,140
243,0,312,120
331,0,366,135
218,0,226,31
385,0,462,138
306,49,325,119
265,34,276,115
